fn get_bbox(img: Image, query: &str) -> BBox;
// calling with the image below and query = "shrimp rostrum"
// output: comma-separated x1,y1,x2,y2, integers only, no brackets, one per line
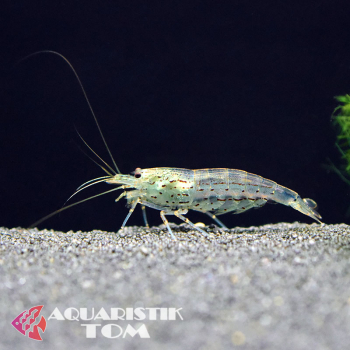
27,51,322,239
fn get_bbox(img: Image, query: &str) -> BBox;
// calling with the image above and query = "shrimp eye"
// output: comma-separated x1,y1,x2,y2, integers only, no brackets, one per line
134,167,142,178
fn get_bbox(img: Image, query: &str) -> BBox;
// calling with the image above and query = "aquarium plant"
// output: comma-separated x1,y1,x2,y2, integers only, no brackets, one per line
331,94,350,186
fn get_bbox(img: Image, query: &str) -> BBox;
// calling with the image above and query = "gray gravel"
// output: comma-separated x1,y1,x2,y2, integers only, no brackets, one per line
1,222,350,350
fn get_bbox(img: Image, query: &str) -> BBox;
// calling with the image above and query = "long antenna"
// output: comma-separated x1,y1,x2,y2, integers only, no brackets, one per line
18,50,121,174
75,127,117,175
29,186,125,228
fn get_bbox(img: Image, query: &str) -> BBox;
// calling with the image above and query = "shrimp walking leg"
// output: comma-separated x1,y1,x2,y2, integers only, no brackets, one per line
159,210,208,239
205,212,228,229
160,210,176,240
174,210,208,237
121,199,139,228
141,205,149,228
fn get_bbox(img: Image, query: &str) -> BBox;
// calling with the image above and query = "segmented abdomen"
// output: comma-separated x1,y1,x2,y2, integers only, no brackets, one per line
191,168,297,215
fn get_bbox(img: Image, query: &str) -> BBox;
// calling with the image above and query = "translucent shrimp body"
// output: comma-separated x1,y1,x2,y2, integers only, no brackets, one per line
107,167,322,239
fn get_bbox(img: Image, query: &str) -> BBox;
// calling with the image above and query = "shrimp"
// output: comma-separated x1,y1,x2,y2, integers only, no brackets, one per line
27,51,322,239
104,168,322,239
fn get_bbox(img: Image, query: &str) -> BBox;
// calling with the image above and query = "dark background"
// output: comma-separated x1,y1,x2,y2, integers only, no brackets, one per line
1,1,350,232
